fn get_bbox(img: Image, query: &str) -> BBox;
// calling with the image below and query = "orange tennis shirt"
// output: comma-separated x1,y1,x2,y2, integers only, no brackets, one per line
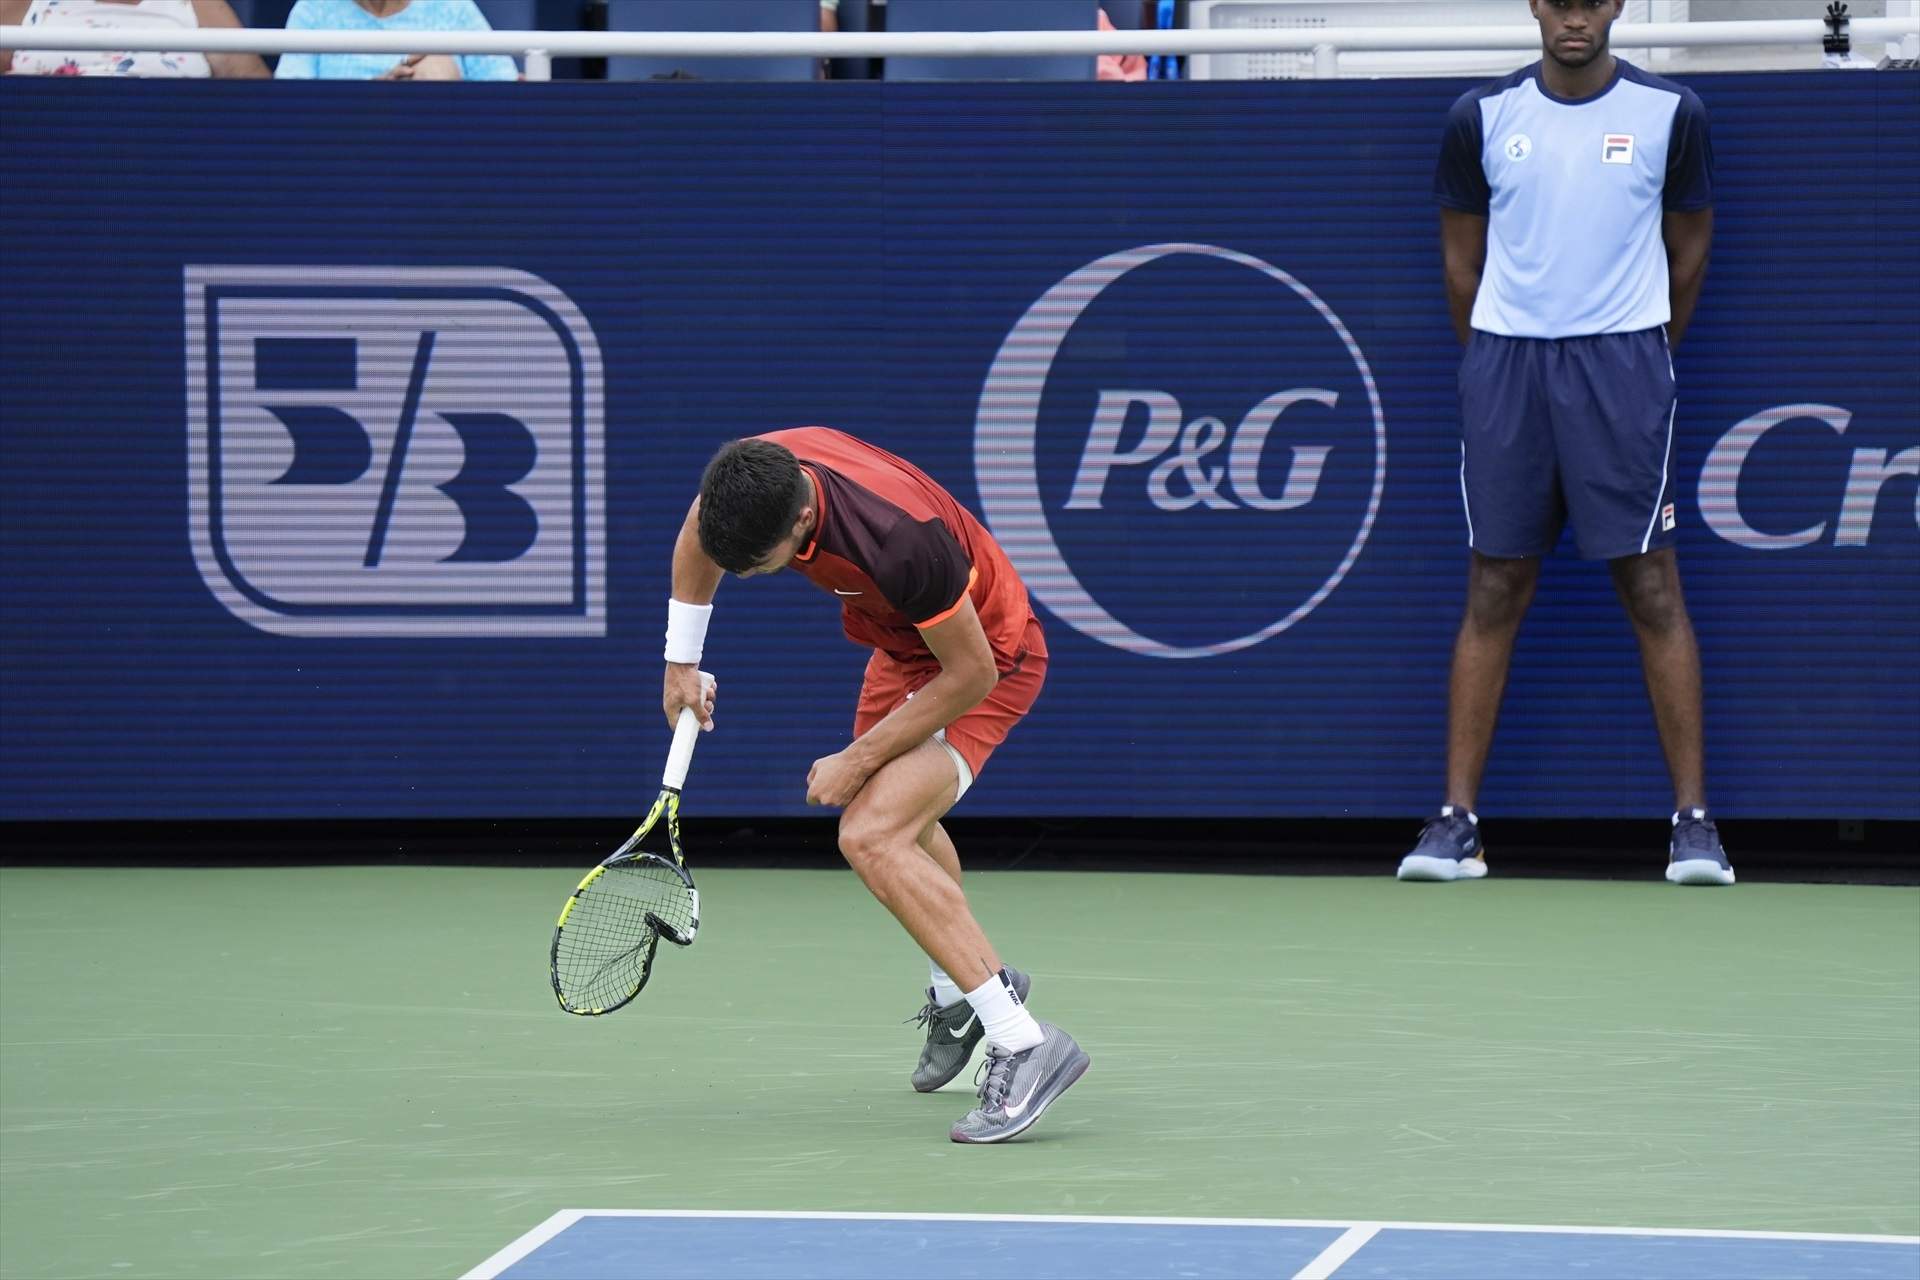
758,427,1039,671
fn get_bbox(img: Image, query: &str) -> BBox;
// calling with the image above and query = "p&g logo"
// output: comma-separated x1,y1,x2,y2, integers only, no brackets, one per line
1063,388,1335,514
185,266,604,636
975,243,1384,659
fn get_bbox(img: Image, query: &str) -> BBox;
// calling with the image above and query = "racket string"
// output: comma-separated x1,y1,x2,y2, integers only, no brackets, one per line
552,857,695,1011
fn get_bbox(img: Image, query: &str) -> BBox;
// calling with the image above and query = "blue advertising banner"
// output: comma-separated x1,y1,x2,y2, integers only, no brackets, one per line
0,75,1914,820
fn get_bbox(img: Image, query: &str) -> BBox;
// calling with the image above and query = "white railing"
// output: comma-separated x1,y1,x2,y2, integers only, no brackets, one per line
2,17,1914,82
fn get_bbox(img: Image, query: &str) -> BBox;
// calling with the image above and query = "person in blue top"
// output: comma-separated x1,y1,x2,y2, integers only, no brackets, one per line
1398,0,1733,887
274,0,518,81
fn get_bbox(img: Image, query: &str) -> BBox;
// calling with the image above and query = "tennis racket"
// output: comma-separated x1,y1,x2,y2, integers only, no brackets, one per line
550,674,711,1016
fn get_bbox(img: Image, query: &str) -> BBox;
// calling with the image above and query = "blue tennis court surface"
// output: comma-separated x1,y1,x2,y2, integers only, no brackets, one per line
463,1211,1920,1280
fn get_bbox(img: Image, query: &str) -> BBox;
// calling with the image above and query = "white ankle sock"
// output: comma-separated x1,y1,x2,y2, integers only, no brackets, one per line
929,961,966,1008
964,969,1043,1053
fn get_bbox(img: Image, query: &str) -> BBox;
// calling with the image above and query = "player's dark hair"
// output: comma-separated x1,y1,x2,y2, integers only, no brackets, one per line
697,438,811,573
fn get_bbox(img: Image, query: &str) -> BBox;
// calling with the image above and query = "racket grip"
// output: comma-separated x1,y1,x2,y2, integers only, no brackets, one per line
663,670,713,791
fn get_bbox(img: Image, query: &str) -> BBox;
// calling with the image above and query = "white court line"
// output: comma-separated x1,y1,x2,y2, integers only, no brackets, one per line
462,1210,583,1280
462,1208,1920,1278
1292,1223,1382,1280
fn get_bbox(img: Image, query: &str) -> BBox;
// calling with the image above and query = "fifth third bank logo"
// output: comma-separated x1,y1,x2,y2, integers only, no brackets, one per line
185,266,604,636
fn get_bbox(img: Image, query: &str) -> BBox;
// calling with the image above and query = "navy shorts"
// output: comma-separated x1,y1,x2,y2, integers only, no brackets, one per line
1458,327,1679,561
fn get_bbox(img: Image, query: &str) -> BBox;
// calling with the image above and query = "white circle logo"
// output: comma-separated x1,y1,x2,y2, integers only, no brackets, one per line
1505,133,1532,161
973,243,1386,660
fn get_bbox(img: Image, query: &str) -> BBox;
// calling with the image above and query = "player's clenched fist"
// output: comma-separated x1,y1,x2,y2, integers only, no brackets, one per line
806,750,871,807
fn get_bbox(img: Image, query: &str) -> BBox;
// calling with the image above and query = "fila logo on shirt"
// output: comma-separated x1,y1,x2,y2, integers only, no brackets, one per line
185,265,606,637
975,243,1385,660
1602,133,1636,164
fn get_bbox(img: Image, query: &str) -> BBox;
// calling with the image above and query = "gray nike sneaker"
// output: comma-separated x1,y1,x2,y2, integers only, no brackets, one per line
950,1022,1090,1145
908,966,1029,1093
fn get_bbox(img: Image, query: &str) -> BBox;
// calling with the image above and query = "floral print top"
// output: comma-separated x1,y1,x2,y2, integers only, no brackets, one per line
11,0,213,78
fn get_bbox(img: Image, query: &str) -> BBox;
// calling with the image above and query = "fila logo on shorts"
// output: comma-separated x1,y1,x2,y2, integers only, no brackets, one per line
1602,133,1635,164
185,266,605,637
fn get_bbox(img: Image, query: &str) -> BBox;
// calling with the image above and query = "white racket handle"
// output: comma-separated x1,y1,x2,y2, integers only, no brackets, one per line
662,670,714,792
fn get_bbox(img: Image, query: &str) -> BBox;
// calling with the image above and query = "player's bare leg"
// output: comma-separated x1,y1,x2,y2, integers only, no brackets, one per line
1400,552,1537,881
841,742,1084,1138
1610,548,1705,809
1446,551,1539,809
1611,548,1733,884
838,741,1000,986
918,818,963,887
914,816,986,1005
905,814,1030,1091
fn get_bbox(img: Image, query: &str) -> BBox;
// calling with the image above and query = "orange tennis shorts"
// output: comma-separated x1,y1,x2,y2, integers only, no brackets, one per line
853,616,1047,781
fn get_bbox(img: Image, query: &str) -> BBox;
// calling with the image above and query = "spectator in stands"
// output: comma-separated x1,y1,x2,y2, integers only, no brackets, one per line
273,0,517,81
815,0,833,79
1,0,268,77
1096,7,1145,82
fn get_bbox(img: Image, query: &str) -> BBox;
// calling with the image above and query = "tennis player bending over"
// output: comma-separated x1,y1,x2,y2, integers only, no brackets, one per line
661,427,1089,1144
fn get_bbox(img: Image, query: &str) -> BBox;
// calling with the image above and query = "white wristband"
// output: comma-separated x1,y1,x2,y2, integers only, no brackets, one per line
664,598,713,665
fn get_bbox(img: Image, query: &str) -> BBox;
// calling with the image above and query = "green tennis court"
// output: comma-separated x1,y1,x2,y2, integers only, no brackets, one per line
2,865,1915,1278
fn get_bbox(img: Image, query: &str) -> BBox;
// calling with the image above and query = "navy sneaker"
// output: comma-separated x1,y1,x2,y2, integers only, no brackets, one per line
1396,806,1487,882
1666,808,1735,885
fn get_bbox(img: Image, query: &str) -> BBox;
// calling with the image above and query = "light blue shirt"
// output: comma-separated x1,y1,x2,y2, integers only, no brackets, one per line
274,0,519,82
1435,60,1714,340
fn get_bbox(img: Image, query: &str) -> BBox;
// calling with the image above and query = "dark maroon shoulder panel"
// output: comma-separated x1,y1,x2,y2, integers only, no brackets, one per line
810,464,970,624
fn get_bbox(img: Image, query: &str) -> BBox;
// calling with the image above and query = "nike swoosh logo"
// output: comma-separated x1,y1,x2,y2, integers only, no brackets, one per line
1000,1071,1044,1120
833,589,863,596
944,1015,977,1041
